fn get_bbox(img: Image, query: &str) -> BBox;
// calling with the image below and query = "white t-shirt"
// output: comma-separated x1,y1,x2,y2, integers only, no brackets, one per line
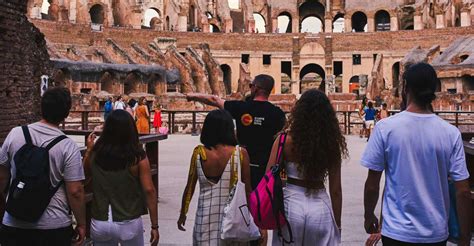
361,111,469,243
0,122,85,229
114,101,125,110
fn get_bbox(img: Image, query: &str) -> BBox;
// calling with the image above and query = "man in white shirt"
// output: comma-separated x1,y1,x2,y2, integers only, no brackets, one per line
114,96,126,110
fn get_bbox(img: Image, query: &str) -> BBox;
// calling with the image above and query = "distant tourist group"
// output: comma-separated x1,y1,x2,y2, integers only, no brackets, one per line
0,63,471,246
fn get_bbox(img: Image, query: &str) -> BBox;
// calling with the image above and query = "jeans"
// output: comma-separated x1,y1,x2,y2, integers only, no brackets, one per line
0,224,74,246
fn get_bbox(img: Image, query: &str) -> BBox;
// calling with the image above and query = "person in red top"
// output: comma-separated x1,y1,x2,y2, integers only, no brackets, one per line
153,103,162,132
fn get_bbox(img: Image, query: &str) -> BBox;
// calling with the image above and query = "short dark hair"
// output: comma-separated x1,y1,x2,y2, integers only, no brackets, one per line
368,101,373,108
403,63,440,106
41,87,72,125
382,103,387,108
200,109,237,148
253,74,274,96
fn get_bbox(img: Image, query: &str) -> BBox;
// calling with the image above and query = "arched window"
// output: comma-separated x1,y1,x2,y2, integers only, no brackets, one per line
300,63,326,93
277,12,292,33
253,13,266,33
332,13,345,33
375,10,390,31
228,0,240,9
143,8,160,28
220,64,232,94
210,24,220,33
351,11,367,32
41,0,50,17
301,16,323,33
90,4,105,25
299,0,325,33
400,7,414,30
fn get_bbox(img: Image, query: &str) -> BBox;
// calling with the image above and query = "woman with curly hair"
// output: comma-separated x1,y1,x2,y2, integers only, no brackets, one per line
266,89,347,245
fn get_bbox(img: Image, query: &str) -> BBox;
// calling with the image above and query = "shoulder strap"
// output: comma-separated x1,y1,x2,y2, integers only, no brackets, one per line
275,133,287,166
45,135,68,151
21,126,33,145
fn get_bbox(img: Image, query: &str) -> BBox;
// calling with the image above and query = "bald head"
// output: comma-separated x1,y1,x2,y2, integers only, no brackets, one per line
252,74,274,96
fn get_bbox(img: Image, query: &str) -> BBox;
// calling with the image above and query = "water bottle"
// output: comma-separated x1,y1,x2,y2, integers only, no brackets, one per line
12,182,25,199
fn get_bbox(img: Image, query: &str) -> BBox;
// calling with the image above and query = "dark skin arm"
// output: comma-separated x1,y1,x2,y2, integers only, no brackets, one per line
186,93,225,109
240,148,252,199
363,170,383,234
0,165,10,221
329,164,342,228
454,179,472,246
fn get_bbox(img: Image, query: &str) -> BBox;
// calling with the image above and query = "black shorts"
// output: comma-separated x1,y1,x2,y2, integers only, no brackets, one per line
382,236,447,246
0,224,74,246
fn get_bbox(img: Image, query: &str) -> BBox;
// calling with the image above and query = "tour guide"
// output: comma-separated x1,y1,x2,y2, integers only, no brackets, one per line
186,74,286,189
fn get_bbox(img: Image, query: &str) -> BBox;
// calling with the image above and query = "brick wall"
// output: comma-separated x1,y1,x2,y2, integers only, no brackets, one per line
0,1,52,143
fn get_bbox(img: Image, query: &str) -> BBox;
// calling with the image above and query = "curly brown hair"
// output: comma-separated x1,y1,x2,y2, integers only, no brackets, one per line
285,89,348,185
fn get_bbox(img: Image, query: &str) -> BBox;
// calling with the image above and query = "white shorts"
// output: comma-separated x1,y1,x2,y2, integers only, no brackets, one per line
365,120,375,129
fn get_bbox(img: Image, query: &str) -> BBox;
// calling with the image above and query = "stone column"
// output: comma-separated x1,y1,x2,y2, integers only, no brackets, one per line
390,16,398,31
414,14,423,30
325,17,332,33
436,12,445,29
344,17,352,32
292,66,300,95
177,15,188,31
224,18,233,33
69,0,76,23
367,17,375,32
272,18,278,33
293,16,299,33
460,9,471,27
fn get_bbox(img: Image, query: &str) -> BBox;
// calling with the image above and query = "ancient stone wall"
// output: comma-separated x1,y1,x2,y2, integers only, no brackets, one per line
0,0,52,142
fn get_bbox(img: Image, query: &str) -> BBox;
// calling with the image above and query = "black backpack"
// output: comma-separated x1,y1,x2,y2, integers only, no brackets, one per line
5,126,67,222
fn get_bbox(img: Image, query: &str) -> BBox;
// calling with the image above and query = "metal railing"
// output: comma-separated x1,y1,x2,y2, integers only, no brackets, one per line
64,110,474,135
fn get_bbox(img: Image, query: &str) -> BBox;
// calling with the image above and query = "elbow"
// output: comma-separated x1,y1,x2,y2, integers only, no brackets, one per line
67,185,84,200
144,186,156,199
456,189,471,201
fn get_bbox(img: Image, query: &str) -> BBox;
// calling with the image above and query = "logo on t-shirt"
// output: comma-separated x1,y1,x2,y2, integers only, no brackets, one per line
241,114,253,126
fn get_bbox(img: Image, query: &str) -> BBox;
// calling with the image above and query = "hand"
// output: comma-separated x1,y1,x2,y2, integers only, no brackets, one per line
365,233,381,246
458,236,471,246
177,213,187,231
72,224,86,246
150,228,159,246
86,132,97,150
364,213,379,234
258,229,268,245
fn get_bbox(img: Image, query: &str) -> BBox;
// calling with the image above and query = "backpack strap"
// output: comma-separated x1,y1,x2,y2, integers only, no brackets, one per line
275,133,287,171
21,126,33,145
45,135,68,151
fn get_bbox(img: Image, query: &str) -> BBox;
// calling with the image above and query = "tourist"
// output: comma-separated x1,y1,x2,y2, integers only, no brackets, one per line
135,97,150,134
363,101,377,139
83,110,159,246
362,63,472,246
104,97,113,121
114,96,126,110
267,89,346,245
177,109,252,245
359,96,368,138
126,98,136,118
0,87,86,245
379,103,389,120
153,103,163,133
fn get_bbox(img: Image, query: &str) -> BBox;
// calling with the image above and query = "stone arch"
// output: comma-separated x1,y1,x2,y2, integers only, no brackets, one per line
299,0,325,33
301,16,323,33
400,6,414,30
124,72,142,95
277,11,292,33
253,13,266,33
349,75,360,94
375,10,390,31
90,4,105,24
462,75,474,92
392,62,400,90
100,71,115,94
143,8,161,28
41,0,51,19
210,24,221,33
351,11,368,32
220,64,232,94
332,13,345,33
300,63,325,93
52,68,70,87
148,73,165,95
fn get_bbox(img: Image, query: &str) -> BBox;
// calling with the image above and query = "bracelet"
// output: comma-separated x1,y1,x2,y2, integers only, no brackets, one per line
151,225,159,230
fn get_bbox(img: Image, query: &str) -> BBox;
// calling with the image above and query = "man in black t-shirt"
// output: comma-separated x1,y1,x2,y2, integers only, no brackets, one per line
186,74,286,189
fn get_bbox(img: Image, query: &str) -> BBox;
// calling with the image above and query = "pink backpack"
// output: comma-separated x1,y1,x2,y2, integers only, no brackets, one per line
249,133,293,243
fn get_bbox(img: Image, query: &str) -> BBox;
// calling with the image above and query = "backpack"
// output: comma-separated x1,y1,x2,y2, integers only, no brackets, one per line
104,101,112,112
5,126,68,222
249,133,293,244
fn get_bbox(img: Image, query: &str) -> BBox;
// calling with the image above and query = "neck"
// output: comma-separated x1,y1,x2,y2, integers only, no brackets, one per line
39,119,60,128
406,103,432,114
253,95,268,101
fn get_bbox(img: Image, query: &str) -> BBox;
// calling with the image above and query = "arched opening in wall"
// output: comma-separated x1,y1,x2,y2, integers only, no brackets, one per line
40,0,51,19
90,4,105,24
462,75,474,92
349,75,360,94
299,0,325,33
124,73,142,95
253,13,266,33
188,5,196,31
301,16,323,33
210,24,220,33
351,11,367,32
392,62,400,90
143,8,161,28
400,7,414,30
281,61,292,94
375,10,390,31
166,16,170,31
52,69,70,88
332,13,345,33
220,64,232,94
228,0,240,9
277,12,292,33
100,72,115,94
148,74,165,95
300,63,325,93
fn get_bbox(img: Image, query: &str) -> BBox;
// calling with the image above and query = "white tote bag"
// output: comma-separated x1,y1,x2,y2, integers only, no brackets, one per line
221,147,261,242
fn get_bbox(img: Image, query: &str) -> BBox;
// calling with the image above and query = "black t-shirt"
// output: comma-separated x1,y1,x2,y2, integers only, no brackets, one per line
224,100,286,168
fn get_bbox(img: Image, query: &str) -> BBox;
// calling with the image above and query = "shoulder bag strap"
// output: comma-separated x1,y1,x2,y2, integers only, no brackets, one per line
45,135,68,151
21,126,33,145
275,133,287,170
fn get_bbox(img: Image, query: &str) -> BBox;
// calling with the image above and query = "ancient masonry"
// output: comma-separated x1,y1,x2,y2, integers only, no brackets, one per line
0,0,52,142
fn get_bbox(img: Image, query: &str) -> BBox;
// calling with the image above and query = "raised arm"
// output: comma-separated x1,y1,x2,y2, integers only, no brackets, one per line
328,164,342,229
186,93,225,109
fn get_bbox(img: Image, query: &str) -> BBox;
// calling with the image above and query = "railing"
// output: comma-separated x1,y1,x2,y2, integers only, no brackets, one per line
64,110,474,135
